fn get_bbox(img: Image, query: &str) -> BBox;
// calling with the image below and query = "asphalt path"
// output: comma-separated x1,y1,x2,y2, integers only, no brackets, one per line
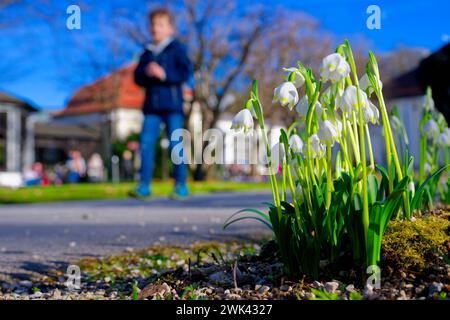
0,191,273,282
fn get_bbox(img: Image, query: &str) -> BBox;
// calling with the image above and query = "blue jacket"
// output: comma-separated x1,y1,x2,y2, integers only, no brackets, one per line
134,39,192,115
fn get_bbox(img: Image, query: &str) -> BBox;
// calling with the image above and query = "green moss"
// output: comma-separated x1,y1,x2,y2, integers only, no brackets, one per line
382,215,450,271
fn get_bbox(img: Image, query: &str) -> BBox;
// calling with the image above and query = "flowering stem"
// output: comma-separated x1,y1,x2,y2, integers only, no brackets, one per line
374,88,410,217
345,40,370,249
419,133,426,183
285,157,302,228
346,120,360,163
351,111,361,157
305,81,322,188
250,84,281,208
365,124,375,170
326,144,333,209
281,162,287,202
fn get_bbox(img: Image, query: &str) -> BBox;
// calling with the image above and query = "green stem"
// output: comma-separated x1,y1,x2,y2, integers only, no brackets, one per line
375,91,410,217
326,144,333,209
419,134,426,183
281,161,287,202
346,120,360,163
365,124,375,170
345,41,369,250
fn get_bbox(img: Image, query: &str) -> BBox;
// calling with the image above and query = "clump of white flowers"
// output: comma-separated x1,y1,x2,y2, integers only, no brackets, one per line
227,40,430,281
418,88,450,187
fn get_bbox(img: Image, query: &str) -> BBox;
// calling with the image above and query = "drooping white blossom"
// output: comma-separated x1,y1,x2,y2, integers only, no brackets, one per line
303,134,325,159
423,119,440,140
408,181,415,197
421,95,435,111
320,53,350,82
338,86,369,114
271,142,286,165
437,127,450,147
295,95,323,119
273,82,299,110
289,134,304,154
361,101,380,125
318,120,339,145
369,102,380,124
231,109,254,134
283,67,305,88
333,115,343,134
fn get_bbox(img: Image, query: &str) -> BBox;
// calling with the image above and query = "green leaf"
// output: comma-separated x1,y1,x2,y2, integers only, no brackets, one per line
224,208,271,225
367,177,408,266
252,80,259,97
223,216,273,230
367,174,378,205
280,201,296,216
411,164,449,211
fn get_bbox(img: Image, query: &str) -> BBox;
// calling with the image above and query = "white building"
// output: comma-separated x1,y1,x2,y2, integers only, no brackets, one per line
0,92,37,172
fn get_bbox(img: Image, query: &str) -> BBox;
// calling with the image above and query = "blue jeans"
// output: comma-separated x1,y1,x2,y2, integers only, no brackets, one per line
139,113,187,191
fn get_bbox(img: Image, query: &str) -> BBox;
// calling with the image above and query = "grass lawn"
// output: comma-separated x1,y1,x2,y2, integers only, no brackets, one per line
0,180,270,204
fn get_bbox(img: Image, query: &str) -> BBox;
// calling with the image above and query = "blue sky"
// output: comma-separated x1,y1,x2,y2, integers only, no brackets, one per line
0,0,448,110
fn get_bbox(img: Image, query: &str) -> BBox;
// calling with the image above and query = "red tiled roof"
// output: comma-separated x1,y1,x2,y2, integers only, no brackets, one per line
0,91,37,111
57,63,193,117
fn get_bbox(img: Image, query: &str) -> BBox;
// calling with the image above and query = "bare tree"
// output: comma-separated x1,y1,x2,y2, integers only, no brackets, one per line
242,11,334,126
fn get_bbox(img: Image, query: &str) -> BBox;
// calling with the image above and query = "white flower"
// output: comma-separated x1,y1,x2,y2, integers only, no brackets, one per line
271,142,286,165
333,115,343,134
303,134,325,159
408,181,415,197
288,134,304,154
295,95,323,119
437,128,450,147
273,82,299,110
231,109,253,134
369,102,380,124
361,101,380,125
359,73,382,92
320,53,350,82
339,85,369,117
421,95,435,111
318,120,339,145
423,119,439,140
283,67,305,88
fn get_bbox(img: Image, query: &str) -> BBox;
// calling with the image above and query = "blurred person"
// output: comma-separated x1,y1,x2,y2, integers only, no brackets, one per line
23,162,47,186
130,8,193,200
87,153,104,182
53,163,66,185
66,150,86,183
